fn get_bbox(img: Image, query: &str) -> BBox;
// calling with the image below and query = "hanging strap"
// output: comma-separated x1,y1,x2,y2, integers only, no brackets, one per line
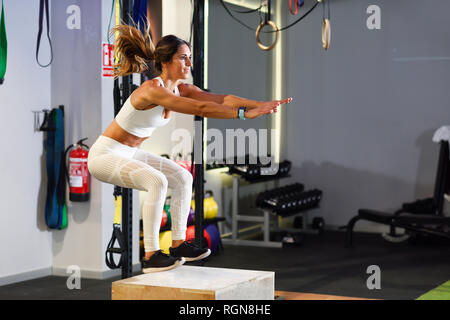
0,0,7,84
105,225,125,269
36,0,53,67
255,1,279,52
45,110,57,228
55,107,67,229
289,0,298,15
105,187,125,269
113,193,122,225
45,108,67,229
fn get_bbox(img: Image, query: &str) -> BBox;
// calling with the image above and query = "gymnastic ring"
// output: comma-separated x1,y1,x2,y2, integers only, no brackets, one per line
255,20,279,51
321,18,331,50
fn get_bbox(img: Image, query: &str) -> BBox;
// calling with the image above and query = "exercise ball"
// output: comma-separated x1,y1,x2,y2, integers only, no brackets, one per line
191,192,219,220
164,203,171,227
187,206,195,226
160,210,168,229
176,159,195,180
159,230,172,254
204,191,218,220
185,225,211,249
205,224,221,253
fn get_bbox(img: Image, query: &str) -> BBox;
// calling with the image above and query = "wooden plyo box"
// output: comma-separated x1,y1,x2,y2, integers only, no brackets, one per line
112,266,274,300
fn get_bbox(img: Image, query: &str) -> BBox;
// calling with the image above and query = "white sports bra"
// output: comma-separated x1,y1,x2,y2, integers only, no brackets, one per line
115,77,179,138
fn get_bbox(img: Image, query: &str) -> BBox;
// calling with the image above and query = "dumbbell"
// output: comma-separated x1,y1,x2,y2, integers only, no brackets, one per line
256,183,305,208
266,183,303,199
277,160,292,176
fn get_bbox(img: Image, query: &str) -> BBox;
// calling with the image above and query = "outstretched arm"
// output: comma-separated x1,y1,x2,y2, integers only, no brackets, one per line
178,83,292,110
133,84,283,119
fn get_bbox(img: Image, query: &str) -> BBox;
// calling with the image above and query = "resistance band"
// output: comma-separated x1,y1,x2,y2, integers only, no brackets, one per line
45,108,67,229
289,0,298,15
0,0,6,84
36,0,53,67
289,0,305,15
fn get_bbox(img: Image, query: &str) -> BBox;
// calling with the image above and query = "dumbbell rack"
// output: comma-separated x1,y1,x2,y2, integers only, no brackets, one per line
222,174,320,248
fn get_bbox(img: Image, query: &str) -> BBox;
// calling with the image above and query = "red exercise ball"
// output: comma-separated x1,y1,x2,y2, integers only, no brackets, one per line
160,210,168,229
185,225,211,249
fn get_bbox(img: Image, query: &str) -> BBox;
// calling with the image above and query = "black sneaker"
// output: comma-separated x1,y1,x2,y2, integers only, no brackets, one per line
169,241,211,262
141,250,185,273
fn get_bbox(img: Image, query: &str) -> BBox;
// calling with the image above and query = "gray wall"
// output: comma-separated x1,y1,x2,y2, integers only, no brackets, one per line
206,1,281,233
284,0,450,230
207,0,449,232
207,0,273,161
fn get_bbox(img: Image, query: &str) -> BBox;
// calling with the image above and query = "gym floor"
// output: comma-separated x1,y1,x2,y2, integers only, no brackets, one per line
0,230,448,300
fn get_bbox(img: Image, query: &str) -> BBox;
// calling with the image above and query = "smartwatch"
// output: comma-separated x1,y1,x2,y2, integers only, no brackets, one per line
238,107,247,120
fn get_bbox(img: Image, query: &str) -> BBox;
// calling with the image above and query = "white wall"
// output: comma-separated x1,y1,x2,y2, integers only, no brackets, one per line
0,0,226,286
0,0,53,284
49,0,106,278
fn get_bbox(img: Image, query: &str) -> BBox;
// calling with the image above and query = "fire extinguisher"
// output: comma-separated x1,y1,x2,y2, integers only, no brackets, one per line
64,138,90,202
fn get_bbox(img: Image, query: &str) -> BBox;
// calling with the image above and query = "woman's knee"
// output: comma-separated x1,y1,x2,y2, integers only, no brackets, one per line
171,169,193,188
148,173,169,192
146,172,169,192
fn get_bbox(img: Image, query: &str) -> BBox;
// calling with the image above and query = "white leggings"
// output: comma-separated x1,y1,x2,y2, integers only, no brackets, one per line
87,135,192,253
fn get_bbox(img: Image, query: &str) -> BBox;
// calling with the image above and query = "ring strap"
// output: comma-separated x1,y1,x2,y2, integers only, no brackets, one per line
255,20,279,51
321,0,331,50
322,18,331,50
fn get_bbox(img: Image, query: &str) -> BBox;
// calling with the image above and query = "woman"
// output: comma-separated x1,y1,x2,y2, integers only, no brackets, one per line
88,24,292,273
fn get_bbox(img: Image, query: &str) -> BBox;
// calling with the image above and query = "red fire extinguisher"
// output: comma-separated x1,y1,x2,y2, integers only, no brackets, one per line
65,138,90,202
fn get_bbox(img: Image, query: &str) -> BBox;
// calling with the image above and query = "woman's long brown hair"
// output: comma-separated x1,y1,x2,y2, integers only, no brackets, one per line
111,23,190,79
110,23,155,78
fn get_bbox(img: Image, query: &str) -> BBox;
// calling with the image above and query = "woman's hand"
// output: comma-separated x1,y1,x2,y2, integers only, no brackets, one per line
245,97,293,119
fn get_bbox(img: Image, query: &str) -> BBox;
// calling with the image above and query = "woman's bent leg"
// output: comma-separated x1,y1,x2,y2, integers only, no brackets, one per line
88,152,168,253
133,150,193,243
132,150,210,262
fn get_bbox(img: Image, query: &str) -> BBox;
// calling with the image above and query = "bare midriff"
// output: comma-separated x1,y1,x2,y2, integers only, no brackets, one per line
102,120,149,148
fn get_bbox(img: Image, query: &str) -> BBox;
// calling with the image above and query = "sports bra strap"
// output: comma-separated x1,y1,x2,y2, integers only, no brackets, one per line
154,76,180,96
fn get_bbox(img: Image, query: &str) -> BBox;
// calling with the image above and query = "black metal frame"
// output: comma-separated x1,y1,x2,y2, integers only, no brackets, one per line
192,0,207,250
112,0,207,279
114,0,134,279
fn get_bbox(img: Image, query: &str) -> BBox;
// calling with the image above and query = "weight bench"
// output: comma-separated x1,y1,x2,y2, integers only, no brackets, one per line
345,138,450,247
